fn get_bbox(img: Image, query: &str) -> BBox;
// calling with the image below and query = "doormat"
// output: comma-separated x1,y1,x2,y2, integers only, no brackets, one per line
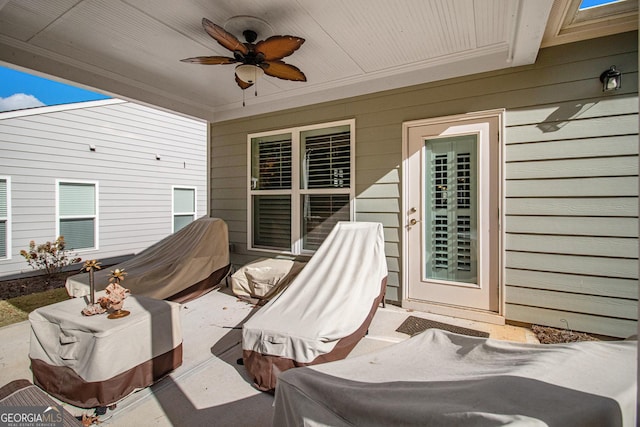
396,316,489,338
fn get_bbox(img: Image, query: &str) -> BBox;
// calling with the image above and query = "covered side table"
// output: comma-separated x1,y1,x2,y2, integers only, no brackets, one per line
29,295,182,408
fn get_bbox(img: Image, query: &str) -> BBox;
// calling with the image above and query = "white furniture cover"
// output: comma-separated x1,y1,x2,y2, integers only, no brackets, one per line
274,329,637,427
231,257,306,302
66,217,230,303
29,295,182,408
242,221,388,391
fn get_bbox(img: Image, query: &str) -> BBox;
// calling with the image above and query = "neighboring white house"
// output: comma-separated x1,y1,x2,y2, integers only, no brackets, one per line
0,99,207,278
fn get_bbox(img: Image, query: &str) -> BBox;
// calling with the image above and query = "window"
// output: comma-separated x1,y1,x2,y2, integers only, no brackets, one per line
57,181,98,250
424,135,478,284
0,177,10,259
248,120,355,254
173,186,196,232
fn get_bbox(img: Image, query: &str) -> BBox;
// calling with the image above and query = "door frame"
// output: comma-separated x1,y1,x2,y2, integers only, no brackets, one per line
401,109,506,324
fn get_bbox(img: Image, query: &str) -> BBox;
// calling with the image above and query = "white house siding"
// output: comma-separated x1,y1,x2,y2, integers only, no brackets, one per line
0,99,207,278
209,31,637,337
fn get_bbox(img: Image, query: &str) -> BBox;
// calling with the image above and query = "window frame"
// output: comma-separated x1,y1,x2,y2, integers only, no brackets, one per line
247,119,356,255
0,176,11,260
172,185,197,233
56,179,99,251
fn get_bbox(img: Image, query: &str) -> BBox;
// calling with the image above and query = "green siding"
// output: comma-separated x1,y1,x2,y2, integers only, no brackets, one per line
210,31,638,337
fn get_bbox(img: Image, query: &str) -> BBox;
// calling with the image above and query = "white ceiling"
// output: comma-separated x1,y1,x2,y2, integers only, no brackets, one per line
0,0,635,123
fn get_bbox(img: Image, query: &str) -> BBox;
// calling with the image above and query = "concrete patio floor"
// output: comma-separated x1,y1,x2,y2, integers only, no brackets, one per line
0,288,537,426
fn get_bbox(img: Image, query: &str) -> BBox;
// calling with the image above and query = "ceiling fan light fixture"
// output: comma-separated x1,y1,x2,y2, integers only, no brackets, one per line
235,64,264,84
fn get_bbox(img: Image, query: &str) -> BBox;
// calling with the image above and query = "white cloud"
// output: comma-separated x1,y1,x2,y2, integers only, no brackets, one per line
0,93,46,112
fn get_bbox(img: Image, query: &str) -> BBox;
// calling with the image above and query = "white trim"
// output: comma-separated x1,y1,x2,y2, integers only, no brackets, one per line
247,119,356,255
401,109,505,321
0,176,11,260
0,99,125,120
55,179,99,252
171,185,197,233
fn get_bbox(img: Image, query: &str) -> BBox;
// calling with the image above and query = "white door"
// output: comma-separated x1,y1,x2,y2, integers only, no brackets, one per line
403,111,502,315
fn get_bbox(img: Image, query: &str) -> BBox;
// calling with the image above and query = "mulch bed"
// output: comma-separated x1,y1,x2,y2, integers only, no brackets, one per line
531,324,599,344
0,271,77,300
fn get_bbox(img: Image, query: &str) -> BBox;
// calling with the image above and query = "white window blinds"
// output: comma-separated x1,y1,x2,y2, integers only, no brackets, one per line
173,187,196,232
424,135,477,284
0,179,7,258
58,182,96,250
249,121,354,254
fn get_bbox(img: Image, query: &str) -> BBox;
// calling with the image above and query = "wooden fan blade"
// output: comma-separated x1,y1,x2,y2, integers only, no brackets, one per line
202,18,249,55
180,56,237,65
235,74,254,89
262,61,306,82
255,36,305,61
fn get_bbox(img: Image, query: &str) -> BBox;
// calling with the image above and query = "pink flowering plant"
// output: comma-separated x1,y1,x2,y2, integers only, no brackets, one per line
19,236,81,283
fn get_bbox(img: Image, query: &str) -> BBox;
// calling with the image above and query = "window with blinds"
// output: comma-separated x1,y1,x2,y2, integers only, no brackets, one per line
424,135,477,284
173,187,196,232
0,178,8,259
58,181,97,250
249,120,354,254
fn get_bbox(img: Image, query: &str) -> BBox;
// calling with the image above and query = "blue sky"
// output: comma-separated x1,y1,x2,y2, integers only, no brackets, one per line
0,0,617,113
579,0,620,9
0,65,110,113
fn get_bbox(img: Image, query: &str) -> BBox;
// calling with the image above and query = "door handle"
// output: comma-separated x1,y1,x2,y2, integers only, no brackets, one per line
409,218,419,226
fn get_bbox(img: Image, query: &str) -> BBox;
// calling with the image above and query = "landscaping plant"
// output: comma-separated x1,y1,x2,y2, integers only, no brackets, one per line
19,236,82,283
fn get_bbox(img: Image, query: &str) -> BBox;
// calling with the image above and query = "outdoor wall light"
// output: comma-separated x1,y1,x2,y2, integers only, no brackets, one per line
600,66,621,92
155,154,161,160
89,145,96,151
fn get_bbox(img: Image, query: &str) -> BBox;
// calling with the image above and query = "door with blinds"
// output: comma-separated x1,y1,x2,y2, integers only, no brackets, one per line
403,112,501,316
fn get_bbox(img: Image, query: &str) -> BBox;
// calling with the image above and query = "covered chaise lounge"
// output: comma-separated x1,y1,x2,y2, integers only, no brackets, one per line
65,217,230,303
242,221,388,392
273,329,637,426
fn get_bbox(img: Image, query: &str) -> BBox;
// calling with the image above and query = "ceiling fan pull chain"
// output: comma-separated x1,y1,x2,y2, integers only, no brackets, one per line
242,89,246,107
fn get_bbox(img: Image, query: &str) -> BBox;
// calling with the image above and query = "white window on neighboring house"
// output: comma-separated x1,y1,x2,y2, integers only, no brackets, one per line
57,181,98,251
0,177,10,259
173,186,196,232
248,119,355,255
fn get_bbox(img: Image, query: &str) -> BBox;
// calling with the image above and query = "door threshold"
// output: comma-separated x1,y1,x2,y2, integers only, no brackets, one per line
402,299,505,325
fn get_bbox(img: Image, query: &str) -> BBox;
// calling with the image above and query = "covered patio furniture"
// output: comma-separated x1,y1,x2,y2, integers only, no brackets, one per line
65,217,230,303
242,221,388,392
273,328,637,427
230,257,306,304
29,295,182,408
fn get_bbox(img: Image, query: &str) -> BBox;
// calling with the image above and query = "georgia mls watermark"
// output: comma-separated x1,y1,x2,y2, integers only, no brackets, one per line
0,405,63,427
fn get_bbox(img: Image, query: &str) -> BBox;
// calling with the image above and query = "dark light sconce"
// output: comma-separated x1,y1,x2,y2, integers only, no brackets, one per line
600,66,621,92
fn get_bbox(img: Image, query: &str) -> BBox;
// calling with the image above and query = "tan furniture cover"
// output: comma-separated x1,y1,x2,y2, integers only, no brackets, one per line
274,329,637,426
242,221,388,392
29,295,182,408
231,258,306,303
65,217,230,303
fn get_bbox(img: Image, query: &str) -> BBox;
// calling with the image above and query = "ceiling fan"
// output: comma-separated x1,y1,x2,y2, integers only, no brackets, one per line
181,17,306,92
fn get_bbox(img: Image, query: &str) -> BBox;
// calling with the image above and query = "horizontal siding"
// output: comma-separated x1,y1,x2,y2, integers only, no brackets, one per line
503,37,638,336
505,216,637,237
209,31,638,335
506,269,637,299
505,304,637,338
508,286,636,319
0,100,207,277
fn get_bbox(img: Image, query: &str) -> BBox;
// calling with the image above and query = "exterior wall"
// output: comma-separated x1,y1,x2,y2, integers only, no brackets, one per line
0,99,207,278
209,31,638,337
